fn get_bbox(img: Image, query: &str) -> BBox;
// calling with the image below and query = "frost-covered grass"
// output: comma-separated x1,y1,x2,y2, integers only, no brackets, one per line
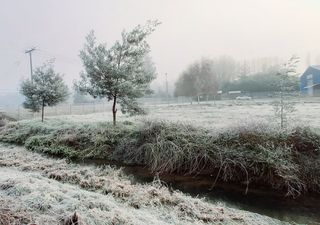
1,118,320,198
0,144,286,225
4,97,320,130
47,98,320,130
142,98,320,129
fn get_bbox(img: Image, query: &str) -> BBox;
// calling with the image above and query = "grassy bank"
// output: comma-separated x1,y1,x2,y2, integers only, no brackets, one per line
0,144,287,225
1,118,320,198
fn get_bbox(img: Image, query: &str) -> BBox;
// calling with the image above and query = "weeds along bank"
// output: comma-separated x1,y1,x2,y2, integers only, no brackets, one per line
1,118,320,198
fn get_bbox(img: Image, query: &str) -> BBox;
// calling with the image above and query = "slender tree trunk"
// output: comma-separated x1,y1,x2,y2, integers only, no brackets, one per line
197,95,200,104
112,96,117,126
280,91,283,129
41,100,45,122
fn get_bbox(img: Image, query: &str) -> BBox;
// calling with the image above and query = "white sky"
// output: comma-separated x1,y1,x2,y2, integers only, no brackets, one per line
1,0,320,92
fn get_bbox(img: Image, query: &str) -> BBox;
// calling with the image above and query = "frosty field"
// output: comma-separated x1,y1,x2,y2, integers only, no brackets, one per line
52,98,320,130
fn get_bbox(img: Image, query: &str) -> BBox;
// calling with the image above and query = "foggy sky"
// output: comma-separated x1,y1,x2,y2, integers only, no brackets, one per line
1,0,320,93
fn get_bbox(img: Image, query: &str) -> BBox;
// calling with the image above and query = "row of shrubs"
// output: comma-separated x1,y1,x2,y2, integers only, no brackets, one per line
1,119,320,197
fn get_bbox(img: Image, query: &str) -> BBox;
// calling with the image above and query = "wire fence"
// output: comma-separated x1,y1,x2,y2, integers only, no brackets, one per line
0,102,113,120
0,97,195,121
0,94,312,121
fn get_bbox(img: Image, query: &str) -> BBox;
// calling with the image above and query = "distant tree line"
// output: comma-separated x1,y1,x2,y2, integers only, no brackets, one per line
174,56,245,101
174,58,219,102
174,57,300,101
222,67,300,93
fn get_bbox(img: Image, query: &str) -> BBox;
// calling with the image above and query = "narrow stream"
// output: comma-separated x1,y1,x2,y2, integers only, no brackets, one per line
82,159,320,225
171,182,320,225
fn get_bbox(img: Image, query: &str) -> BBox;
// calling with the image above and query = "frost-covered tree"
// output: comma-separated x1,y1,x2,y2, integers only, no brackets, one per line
196,58,219,102
213,55,237,84
76,20,159,125
273,56,300,129
174,64,198,102
174,58,218,103
20,63,69,122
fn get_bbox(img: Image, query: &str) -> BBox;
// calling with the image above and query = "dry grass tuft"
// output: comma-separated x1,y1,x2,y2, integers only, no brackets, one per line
0,199,32,225
61,212,82,225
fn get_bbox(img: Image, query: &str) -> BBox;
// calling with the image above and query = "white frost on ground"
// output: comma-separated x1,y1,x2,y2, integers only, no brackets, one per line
49,98,320,130
0,144,288,225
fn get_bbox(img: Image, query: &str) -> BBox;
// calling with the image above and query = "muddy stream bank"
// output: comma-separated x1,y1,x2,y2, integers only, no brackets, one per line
82,158,320,225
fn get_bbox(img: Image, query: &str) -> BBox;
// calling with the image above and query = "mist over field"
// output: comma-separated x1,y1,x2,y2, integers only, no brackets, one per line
1,0,320,96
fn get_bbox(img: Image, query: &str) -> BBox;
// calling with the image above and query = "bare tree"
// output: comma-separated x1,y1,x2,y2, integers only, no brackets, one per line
273,56,300,129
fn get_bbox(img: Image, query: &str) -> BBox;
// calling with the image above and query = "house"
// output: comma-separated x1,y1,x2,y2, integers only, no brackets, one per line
300,65,320,96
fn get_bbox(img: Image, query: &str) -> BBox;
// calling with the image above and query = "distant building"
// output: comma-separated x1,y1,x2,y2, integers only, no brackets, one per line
227,90,242,99
300,65,320,96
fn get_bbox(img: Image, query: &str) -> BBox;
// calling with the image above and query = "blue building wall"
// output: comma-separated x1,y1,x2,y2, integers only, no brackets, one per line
300,66,320,95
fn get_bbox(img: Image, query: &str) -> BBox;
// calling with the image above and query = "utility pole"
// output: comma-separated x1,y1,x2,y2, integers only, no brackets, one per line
25,47,36,80
165,73,169,105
